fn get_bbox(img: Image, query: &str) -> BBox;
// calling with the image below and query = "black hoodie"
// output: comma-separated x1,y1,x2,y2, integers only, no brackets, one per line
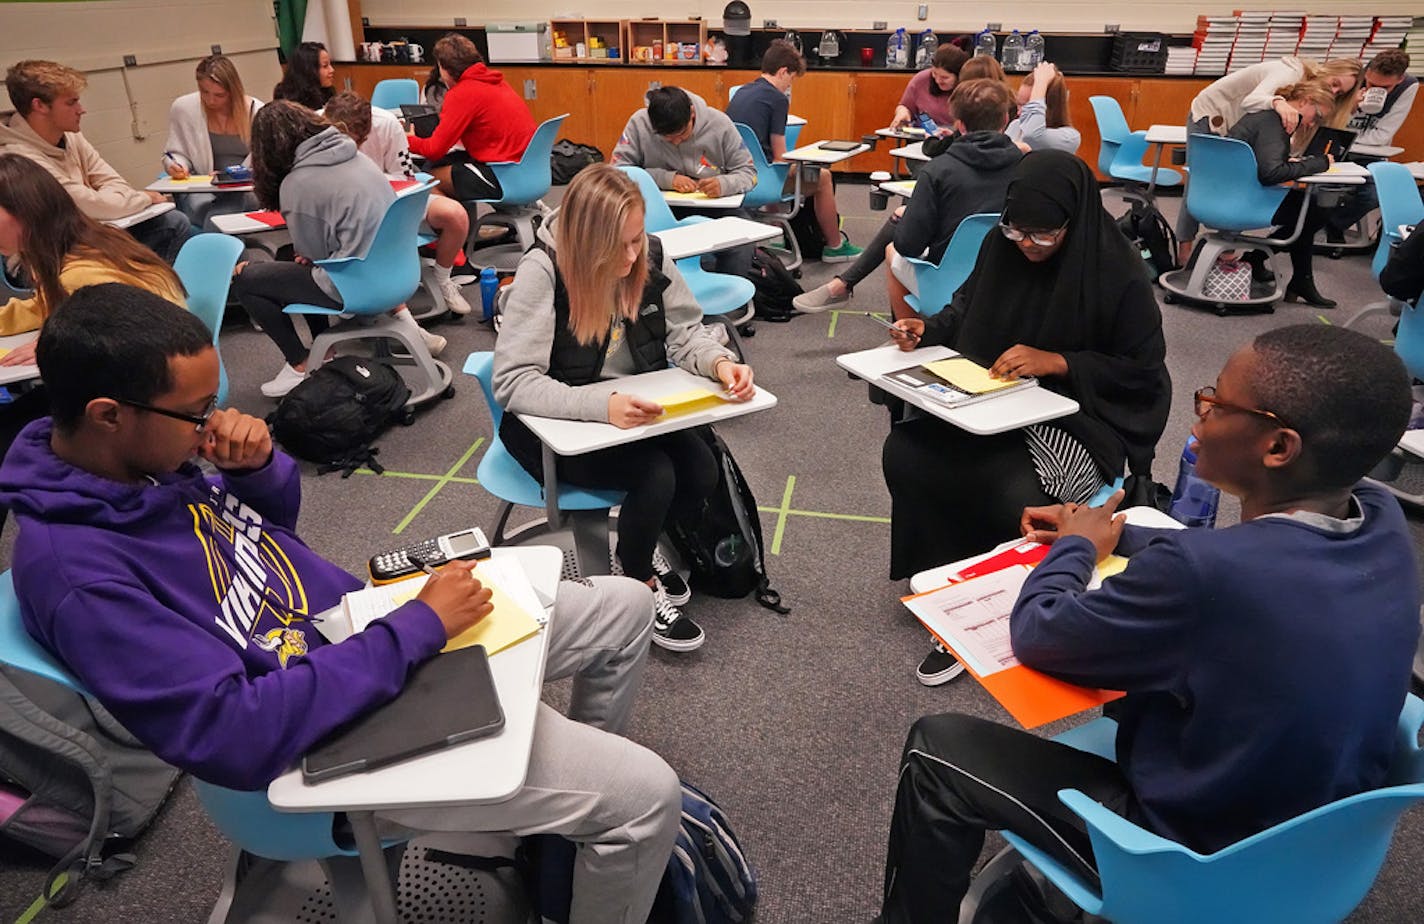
892,130,1023,265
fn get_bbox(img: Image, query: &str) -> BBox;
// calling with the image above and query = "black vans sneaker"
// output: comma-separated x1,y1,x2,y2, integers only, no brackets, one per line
915,640,965,686
652,546,690,604
651,585,704,652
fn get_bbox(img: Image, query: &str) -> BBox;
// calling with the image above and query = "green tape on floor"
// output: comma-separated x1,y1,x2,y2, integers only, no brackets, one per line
391,437,486,535
15,872,67,924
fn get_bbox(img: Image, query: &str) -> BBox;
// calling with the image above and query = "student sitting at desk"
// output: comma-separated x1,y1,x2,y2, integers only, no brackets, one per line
613,85,758,277
0,285,682,924
1227,80,1338,308
494,164,756,653
0,60,192,263
270,41,335,111
1381,223,1424,306
162,54,263,228
795,80,1021,318
231,101,443,398
874,324,1419,924
884,150,1170,686
725,40,862,263
1007,61,1080,154
889,44,968,134
405,33,536,202
324,91,473,318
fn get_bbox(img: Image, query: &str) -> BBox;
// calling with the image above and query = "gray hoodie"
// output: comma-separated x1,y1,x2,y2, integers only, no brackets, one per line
279,127,393,299
612,91,756,197
492,219,736,422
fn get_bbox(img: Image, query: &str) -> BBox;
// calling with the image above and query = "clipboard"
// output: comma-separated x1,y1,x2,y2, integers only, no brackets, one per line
301,644,505,783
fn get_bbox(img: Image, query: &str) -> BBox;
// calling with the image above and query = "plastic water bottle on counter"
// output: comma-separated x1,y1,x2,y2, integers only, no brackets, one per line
975,28,997,59
1168,435,1220,528
915,30,937,69
1001,30,1026,71
1024,30,1045,68
886,28,910,68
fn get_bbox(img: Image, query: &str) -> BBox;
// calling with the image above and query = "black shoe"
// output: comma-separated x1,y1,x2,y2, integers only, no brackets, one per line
915,641,965,686
1241,250,1275,285
1283,277,1338,309
651,586,705,652
651,546,690,605
1325,226,1346,245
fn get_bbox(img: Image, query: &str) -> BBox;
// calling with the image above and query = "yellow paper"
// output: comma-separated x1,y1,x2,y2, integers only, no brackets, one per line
655,388,726,417
922,357,1022,394
664,190,712,200
171,176,216,183
1096,554,1129,580
0,348,10,360
343,567,542,657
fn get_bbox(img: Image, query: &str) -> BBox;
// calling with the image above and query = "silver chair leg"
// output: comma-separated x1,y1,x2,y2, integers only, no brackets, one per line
958,845,1025,924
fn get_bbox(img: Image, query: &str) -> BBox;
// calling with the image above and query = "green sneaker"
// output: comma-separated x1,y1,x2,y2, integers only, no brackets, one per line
821,237,863,264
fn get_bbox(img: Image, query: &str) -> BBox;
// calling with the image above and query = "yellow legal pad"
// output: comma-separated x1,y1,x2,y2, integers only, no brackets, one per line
663,191,714,201
656,388,727,417
922,357,1023,394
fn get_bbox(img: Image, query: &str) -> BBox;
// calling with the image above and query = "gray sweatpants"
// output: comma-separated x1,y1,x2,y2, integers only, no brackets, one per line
380,576,681,923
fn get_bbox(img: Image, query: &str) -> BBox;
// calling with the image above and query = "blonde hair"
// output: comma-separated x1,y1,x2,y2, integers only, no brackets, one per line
195,54,252,144
554,164,649,347
1276,80,1339,153
959,56,1006,83
1301,58,1364,127
5,60,86,116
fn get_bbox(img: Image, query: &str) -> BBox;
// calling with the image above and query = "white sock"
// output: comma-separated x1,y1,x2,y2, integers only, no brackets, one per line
432,263,453,285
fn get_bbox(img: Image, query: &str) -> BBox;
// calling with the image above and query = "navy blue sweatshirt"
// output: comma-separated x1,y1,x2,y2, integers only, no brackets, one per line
1011,482,1419,852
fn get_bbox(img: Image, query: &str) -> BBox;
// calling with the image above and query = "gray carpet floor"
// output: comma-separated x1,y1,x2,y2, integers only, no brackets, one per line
1,181,1421,923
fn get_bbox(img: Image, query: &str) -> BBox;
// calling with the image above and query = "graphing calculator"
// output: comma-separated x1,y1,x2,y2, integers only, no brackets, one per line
368,528,492,584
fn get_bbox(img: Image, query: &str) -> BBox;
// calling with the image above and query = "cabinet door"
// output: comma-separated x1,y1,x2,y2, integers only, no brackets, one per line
501,67,599,149
590,70,667,158
851,72,919,174
1132,79,1205,133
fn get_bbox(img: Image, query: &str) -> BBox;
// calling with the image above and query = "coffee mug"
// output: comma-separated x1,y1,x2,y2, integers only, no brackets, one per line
1360,86,1388,115
409,43,425,64
380,45,397,63
361,42,384,62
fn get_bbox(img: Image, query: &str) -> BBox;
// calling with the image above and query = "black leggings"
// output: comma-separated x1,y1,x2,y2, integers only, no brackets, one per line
1272,189,1330,282
503,418,719,582
232,261,338,365
838,215,898,289
882,416,1055,579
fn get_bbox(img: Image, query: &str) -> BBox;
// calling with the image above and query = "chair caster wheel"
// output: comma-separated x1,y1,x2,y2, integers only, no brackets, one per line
792,269,802,279
400,408,416,426
1214,304,1229,317
442,385,456,400
1162,293,1177,305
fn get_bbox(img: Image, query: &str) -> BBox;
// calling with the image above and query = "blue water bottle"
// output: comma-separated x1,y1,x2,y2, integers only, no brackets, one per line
1168,435,1220,528
479,267,498,322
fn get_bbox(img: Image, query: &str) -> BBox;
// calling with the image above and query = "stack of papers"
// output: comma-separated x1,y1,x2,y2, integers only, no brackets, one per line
1229,11,1269,70
1364,15,1412,61
1165,46,1198,75
1193,15,1237,75
1266,11,1305,57
883,357,1037,409
1409,20,1424,76
1298,15,1339,59
654,388,728,418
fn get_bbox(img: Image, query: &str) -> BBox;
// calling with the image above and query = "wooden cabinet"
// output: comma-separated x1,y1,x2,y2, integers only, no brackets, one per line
549,20,627,64
333,64,432,100
500,67,599,151
625,19,708,64
850,72,916,174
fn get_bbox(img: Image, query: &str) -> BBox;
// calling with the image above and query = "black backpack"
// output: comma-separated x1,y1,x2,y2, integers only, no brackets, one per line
549,140,605,186
1116,199,1179,280
786,198,827,262
268,357,410,477
747,247,802,324
668,428,788,614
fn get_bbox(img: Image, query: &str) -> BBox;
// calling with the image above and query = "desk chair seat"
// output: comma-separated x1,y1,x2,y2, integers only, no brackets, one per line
464,352,624,576
370,79,419,111
1366,299,1424,507
464,115,567,273
734,122,802,272
1343,162,1424,330
285,184,454,411
963,695,1424,924
173,234,244,407
903,213,998,317
1088,97,1183,189
1158,134,1308,315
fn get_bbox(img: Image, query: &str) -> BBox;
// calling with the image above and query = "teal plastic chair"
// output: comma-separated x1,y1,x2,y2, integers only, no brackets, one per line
1342,162,1424,330
984,694,1424,924
173,233,243,407
285,183,454,410
903,212,998,317
466,114,567,271
1088,96,1183,187
734,121,803,271
0,570,408,922
370,78,419,110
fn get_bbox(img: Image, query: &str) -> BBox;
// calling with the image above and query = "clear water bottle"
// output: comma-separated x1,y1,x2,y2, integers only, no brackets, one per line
1168,435,1220,528
1001,30,1025,72
1024,30,1045,68
886,28,909,68
479,266,499,322
915,29,937,69
975,28,997,58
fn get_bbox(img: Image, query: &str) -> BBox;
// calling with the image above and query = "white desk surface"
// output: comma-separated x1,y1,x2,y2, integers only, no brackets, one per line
783,140,872,164
1401,430,1424,459
102,200,176,230
0,331,40,386
1145,125,1187,145
210,211,284,235
1354,143,1404,158
1405,162,1424,181
877,126,928,141
267,545,561,814
651,216,780,261
787,114,807,127
1298,162,1368,186
146,176,254,194
889,141,929,163
517,367,777,457
908,507,1185,594
880,179,917,198
662,191,745,209
837,343,1080,437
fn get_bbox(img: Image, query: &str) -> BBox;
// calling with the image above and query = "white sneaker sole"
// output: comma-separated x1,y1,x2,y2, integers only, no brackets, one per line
652,629,706,652
916,661,966,687
792,292,850,313
820,251,860,264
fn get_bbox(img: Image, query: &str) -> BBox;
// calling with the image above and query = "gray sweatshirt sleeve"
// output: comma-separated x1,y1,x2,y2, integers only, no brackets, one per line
491,250,618,422
660,252,737,377
612,112,678,190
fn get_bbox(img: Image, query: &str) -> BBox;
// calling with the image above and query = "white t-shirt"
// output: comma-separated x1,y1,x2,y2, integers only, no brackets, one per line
361,107,417,180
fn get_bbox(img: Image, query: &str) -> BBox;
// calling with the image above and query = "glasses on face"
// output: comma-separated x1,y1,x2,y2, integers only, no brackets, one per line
1193,386,1292,429
118,396,218,433
999,222,1068,247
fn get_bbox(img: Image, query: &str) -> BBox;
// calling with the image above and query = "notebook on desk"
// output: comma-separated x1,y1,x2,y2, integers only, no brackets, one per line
1304,127,1357,159
883,357,1037,409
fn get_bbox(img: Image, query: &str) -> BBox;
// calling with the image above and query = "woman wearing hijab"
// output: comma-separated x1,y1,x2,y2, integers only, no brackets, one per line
883,150,1172,686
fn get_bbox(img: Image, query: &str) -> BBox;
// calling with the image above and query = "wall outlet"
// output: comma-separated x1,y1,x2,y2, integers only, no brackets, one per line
523,79,537,100
122,54,137,67
210,44,222,54
361,16,370,26
986,22,1002,31
763,19,777,29
455,17,466,26
1105,23,1121,33
873,21,887,30
917,5,928,20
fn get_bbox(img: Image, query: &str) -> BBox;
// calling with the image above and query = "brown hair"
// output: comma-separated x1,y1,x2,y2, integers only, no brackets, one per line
434,34,484,80
1022,65,1072,129
932,44,969,74
194,54,253,144
761,39,806,77
949,78,1013,133
1277,80,1339,117
248,100,331,210
1368,49,1410,79
0,154,182,317
323,91,373,146
5,60,86,117
959,55,1006,83
554,164,649,346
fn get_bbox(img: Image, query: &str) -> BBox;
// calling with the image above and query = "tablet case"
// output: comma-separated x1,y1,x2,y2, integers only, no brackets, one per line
819,140,863,152
301,644,505,783
1304,127,1356,159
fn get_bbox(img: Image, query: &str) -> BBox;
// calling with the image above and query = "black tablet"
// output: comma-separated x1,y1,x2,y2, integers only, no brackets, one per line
1304,127,1357,159
819,140,864,153
301,644,505,784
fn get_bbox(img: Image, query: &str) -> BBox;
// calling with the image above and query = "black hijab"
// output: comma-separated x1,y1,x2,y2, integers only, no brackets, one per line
931,150,1171,477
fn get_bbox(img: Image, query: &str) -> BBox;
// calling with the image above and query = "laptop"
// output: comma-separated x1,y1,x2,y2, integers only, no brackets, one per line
399,104,440,139
301,644,505,784
1304,127,1357,159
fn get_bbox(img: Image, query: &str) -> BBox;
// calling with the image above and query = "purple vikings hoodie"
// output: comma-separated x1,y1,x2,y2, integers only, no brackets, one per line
0,419,446,790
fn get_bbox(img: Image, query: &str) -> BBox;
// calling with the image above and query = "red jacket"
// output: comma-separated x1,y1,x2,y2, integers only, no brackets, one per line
408,63,536,164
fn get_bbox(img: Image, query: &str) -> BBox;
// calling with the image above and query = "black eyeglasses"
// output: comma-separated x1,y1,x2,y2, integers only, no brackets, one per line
118,396,217,432
1193,386,1292,429
999,221,1068,247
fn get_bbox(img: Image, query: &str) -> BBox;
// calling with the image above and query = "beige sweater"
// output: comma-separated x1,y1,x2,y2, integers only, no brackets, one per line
0,112,151,221
0,257,187,336
1189,57,1306,134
